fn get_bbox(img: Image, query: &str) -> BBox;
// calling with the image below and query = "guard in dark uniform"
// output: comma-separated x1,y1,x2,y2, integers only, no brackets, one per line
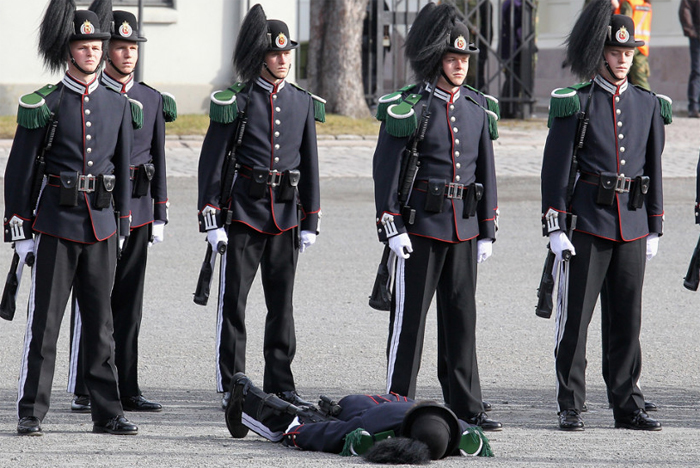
68,8,176,414
224,373,493,460
3,1,137,436
197,5,323,409
372,3,500,431
541,0,670,431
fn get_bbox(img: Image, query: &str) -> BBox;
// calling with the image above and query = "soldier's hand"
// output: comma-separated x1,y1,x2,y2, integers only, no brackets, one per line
549,231,576,261
14,239,35,265
207,227,228,250
477,239,493,264
646,233,659,261
389,233,412,259
150,221,165,246
299,230,316,253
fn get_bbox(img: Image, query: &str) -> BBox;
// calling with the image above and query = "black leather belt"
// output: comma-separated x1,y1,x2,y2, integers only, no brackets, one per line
578,172,633,193
48,174,97,192
238,166,284,187
413,180,466,199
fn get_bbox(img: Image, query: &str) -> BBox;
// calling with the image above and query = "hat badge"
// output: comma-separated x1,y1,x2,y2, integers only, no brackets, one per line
615,25,630,43
454,35,467,51
119,21,133,38
80,20,95,35
275,32,288,49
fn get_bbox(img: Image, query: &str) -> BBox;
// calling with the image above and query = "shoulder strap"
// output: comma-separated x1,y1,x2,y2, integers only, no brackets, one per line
547,82,591,128
290,82,326,123
385,92,422,138
376,84,418,121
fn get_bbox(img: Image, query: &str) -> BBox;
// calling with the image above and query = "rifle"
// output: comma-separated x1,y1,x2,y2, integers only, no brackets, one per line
193,240,227,306
683,234,700,291
369,81,437,311
0,250,35,321
1,89,62,320
535,82,593,318
193,86,250,306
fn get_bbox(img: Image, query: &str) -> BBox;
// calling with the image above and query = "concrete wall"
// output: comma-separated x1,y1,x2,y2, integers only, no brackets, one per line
0,0,298,115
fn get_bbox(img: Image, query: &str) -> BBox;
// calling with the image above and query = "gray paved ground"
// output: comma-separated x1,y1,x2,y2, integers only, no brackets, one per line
0,118,699,467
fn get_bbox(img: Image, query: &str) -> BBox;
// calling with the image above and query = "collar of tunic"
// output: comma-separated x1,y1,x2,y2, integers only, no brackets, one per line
255,76,287,94
594,74,629,95
425,82,461,103
101,71,134,93
62,72,100,95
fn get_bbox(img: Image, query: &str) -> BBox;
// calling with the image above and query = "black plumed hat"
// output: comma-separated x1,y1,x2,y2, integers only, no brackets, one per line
233,4,270,83
88,0,113,37
39,0,77,73
405,2,462,83
564,0,613,80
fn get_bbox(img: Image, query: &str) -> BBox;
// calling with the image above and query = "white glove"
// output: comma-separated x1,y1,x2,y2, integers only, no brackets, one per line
477,239,493,264
646,233,659,261
15,239,35,264
119,236,126,250
388,233,412,259
549,231,576,261
299,230,316,253
207,227,228,251
150,221,165,246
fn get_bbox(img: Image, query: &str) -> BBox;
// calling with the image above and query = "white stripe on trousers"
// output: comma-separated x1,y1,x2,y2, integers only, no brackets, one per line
553,258,570,413
215,248,227,393
66,299,83,394
385,255,406,393
16,234,40,417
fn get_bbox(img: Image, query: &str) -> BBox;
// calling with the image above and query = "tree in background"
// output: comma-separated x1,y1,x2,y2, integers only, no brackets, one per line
308,0,371,118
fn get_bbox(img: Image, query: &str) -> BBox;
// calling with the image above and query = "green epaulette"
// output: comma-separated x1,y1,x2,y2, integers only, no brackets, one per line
464,96,499,140
464,84,501,120
655,94,673,125
547,82,591,128
129,98,144,130
384,92,422,138
290,83,326,123
160,92,178,122
209,82,245,124
139,82,178,122
376,84,417,122
17,84,58,130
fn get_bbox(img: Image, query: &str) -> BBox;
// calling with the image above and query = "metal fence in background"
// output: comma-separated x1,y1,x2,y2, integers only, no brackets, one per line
363,0,537,118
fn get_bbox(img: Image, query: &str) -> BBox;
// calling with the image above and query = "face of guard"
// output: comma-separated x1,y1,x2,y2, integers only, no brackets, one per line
438,52,470,89
108,39,139,76
262,50,292,82
68,40,103,77
601,45,635,83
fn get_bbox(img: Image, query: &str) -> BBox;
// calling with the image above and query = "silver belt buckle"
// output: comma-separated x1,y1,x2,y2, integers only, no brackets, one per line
446,182,464,199
78,174,96,192
615,174,631,193
268,170,282,187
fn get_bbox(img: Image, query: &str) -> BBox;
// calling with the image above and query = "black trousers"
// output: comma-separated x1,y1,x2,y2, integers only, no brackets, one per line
555,232,646,419
17,234,122,422
69,224,150,398
216,222,298,394
386,235,483,419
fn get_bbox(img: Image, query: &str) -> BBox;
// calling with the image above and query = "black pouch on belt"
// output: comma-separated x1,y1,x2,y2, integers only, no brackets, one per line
133,163,155,198
424,179,446,213
59,171,79,207
596,172,617,206
94,174,116,209
249,166,268,198
278,169,300,202
628,175,650,210
462,182,484,219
